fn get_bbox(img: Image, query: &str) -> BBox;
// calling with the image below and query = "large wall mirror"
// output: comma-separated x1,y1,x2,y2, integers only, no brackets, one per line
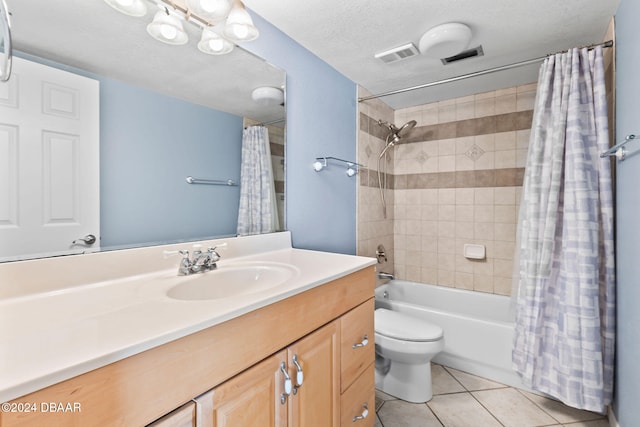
0,0,286,262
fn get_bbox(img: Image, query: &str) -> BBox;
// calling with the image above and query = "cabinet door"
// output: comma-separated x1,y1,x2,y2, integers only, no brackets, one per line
288,320,340,427
196,350,288,427
146,401,196,427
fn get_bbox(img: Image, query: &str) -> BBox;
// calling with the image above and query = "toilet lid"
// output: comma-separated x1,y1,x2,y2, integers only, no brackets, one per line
375,308,443,342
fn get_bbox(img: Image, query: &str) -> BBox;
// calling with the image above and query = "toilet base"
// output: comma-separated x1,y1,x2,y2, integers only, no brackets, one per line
375,357,434,403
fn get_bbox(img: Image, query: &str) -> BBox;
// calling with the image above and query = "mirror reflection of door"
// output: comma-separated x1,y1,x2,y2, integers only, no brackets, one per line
0,57,99,261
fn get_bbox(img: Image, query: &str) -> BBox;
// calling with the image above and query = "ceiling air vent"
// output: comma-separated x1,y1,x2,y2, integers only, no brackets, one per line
375,43,420,64
441,45,484,65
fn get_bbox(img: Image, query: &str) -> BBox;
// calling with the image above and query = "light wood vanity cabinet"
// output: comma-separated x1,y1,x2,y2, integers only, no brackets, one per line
1,266,374,427
196,321,340,427
186,302,374,427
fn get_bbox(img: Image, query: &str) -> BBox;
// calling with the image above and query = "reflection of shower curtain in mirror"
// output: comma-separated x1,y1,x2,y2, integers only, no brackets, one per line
512,46,615,413
237,126,280,235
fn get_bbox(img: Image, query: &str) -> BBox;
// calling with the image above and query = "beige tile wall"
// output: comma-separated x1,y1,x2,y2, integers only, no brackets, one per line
356,87,395,277
357,83,537,295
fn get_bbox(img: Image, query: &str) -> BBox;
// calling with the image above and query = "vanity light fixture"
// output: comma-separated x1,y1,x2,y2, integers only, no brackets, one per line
223,0,259,42
147,9,189,45
104,0,148,17
185,0,231,22
104,0,258,54
198,28,234,54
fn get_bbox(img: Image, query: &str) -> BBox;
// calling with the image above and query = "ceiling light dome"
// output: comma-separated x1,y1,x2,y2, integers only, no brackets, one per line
251,86,284,106
147,10,189,45
419,22,472,59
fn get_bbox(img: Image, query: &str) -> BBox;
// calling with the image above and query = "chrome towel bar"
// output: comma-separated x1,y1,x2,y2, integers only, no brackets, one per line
600,134,637,161
186,176,237,186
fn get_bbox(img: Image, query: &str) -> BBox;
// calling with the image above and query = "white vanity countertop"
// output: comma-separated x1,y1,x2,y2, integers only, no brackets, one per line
0,233,376,402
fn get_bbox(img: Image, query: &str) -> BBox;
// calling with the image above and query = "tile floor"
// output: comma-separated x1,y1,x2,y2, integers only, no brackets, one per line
374,364,609,427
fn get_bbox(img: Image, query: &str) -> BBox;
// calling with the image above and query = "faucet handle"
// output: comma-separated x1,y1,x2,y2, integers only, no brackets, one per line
163,249,190,259
206,246,222,263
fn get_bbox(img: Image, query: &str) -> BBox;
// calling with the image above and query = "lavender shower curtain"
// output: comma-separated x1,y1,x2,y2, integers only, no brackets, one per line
237,126,279,236
512,46,615,413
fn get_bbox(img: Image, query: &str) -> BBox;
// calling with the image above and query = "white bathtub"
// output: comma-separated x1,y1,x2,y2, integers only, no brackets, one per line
375,280,527,390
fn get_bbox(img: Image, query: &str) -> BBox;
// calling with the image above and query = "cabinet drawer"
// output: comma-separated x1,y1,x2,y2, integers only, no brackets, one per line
340,362,375,427
340,298,374,392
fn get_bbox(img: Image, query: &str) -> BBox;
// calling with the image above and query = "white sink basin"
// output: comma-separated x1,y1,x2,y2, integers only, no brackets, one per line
166,262,299,301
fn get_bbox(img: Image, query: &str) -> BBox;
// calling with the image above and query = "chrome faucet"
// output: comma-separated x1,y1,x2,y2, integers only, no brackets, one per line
165,244,224,276
377,272,395,281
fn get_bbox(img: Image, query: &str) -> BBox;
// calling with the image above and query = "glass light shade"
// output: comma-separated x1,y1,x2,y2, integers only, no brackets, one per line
223,0,258,42
147,11,189,45
186,0,231,22
197,29,234,55
104,0,147,17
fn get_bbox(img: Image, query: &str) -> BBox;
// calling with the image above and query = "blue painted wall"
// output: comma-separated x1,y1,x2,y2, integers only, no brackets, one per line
613,0,640,423
99,79,242,249
243,13,358,255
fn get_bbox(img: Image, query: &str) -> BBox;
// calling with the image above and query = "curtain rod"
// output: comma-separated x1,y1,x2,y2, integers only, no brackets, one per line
358,40,614,102
250,118,285,127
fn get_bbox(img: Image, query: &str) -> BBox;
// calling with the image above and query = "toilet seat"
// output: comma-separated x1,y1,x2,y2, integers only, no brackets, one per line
375,308,443,342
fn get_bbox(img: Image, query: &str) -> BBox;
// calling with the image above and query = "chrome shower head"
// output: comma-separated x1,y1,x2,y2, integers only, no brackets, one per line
397,120,416,138
378,119,417,148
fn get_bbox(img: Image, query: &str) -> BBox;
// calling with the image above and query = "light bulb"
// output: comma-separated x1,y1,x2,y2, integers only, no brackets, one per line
187,0,230,21
147,11,188,45
198,29,233,55
346,167,356,177
232,24,249,40
313,161,324,172
208,38,224,52
223,1,258,41
200,0,220,13
104,0,147,16
160,24,177,40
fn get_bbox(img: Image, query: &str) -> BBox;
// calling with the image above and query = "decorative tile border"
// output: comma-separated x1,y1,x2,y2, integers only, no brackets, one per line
359,108,531,190
360,168,524,189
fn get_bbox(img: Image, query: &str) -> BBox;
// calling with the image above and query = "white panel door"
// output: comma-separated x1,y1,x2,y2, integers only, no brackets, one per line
0,57,99,261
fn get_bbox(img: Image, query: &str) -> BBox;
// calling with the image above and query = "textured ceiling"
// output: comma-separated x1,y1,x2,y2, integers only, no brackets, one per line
9,1,620,114
245,0,620,109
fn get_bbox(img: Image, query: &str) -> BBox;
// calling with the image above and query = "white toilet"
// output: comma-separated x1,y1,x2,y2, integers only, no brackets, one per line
374,308,444,403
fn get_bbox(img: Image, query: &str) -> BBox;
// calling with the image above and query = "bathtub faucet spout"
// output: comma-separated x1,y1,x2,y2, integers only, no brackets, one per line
378,272,395,281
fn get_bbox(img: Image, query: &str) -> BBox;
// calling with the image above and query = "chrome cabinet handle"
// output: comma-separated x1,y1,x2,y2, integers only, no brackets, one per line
72,234,96,246
352,334,369,349
280,362,292,404
352,403,369,422
291,354,304,395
